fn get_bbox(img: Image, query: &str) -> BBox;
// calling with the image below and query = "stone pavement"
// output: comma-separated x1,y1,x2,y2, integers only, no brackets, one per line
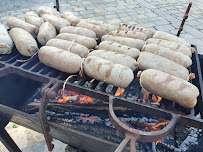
0,122,67,152
0,0,203,54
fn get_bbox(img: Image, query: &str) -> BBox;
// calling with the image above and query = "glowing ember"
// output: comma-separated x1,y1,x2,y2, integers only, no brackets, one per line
156,96,162,103
143,92,149,102
103,101,109,104
57,96,71,103
130,119,170,131
152,95,157,102
115,88,125,96
155,140,161,145
78,95,94,104
55,90,95,104
79,116,97,122
145,120,170,130
152,95,162,104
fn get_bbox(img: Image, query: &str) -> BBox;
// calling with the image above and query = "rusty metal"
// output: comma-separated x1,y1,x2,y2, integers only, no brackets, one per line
177,2,192,37
39,82,59,151
109,96,180,151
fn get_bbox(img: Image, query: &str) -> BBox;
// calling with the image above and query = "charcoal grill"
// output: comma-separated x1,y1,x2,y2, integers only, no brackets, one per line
0,41,203,152
0,2,203,152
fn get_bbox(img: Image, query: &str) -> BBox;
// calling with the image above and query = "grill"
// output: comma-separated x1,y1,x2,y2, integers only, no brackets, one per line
0,41,203,152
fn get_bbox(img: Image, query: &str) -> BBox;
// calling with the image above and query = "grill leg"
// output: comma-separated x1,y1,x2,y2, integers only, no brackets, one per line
0,122,21,152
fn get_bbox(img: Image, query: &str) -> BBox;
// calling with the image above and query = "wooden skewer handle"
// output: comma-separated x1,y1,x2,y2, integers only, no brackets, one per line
177,2,192,37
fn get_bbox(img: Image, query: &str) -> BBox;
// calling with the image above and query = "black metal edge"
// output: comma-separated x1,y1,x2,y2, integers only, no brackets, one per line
192,45,203,118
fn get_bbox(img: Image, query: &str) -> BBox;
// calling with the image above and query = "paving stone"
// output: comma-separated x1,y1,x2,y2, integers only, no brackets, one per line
107,18,121,24
155,24,175,31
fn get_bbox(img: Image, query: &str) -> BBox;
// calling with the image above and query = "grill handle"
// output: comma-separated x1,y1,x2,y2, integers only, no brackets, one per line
108,96,180,151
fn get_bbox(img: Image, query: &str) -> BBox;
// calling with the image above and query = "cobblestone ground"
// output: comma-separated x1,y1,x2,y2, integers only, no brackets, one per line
0,0,203,54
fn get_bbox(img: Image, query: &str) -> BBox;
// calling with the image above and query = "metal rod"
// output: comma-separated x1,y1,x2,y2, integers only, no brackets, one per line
177,2,192,37
54,0,60,12
0,127,21,152
115,137,130,152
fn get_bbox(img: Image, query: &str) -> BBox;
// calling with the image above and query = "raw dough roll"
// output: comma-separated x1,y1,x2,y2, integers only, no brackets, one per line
9,28,38,56
139,69,199,108
24,12,43,28
101,35,145,50
137,52,189,80
56,33,97,49
0,24,13,54
142,44,192,68
110,30,148,41
153,31,190,47
62,12,80,26
38,46,82,74
88,50,138,70
146,38,193,57
60,26,96,38
84,56,134,88
42,14,70,31
119,23,154,39
7,17,39,38
46,39,89,58
37,22,56,46
77,22,109,38
37,6,61,17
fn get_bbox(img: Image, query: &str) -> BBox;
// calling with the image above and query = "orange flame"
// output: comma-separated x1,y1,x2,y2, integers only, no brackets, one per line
57,96,71,103
79,116,97,122
115,88,125,96
152,95,157,102
145,120,170,130
152,95,162,103
143,92,149,102
130,120,170,131
103,101,109,104
155,140,161,145
156,96,162,103
78,95,94,104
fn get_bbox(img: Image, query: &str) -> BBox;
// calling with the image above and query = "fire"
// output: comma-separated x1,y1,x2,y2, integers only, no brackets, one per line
155,140,161,145
57,96,71,103
156,96,162,103
152,95,157,102
143,92,149,102
115,88,125,96
55,90,95,104
145,120,170,130
130,119,170,131
103,101,109,104
79,116,97,122
152,95,162,104
78,95,94,104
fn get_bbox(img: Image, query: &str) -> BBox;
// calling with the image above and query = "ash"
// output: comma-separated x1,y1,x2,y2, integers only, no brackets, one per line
179,127,202,151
